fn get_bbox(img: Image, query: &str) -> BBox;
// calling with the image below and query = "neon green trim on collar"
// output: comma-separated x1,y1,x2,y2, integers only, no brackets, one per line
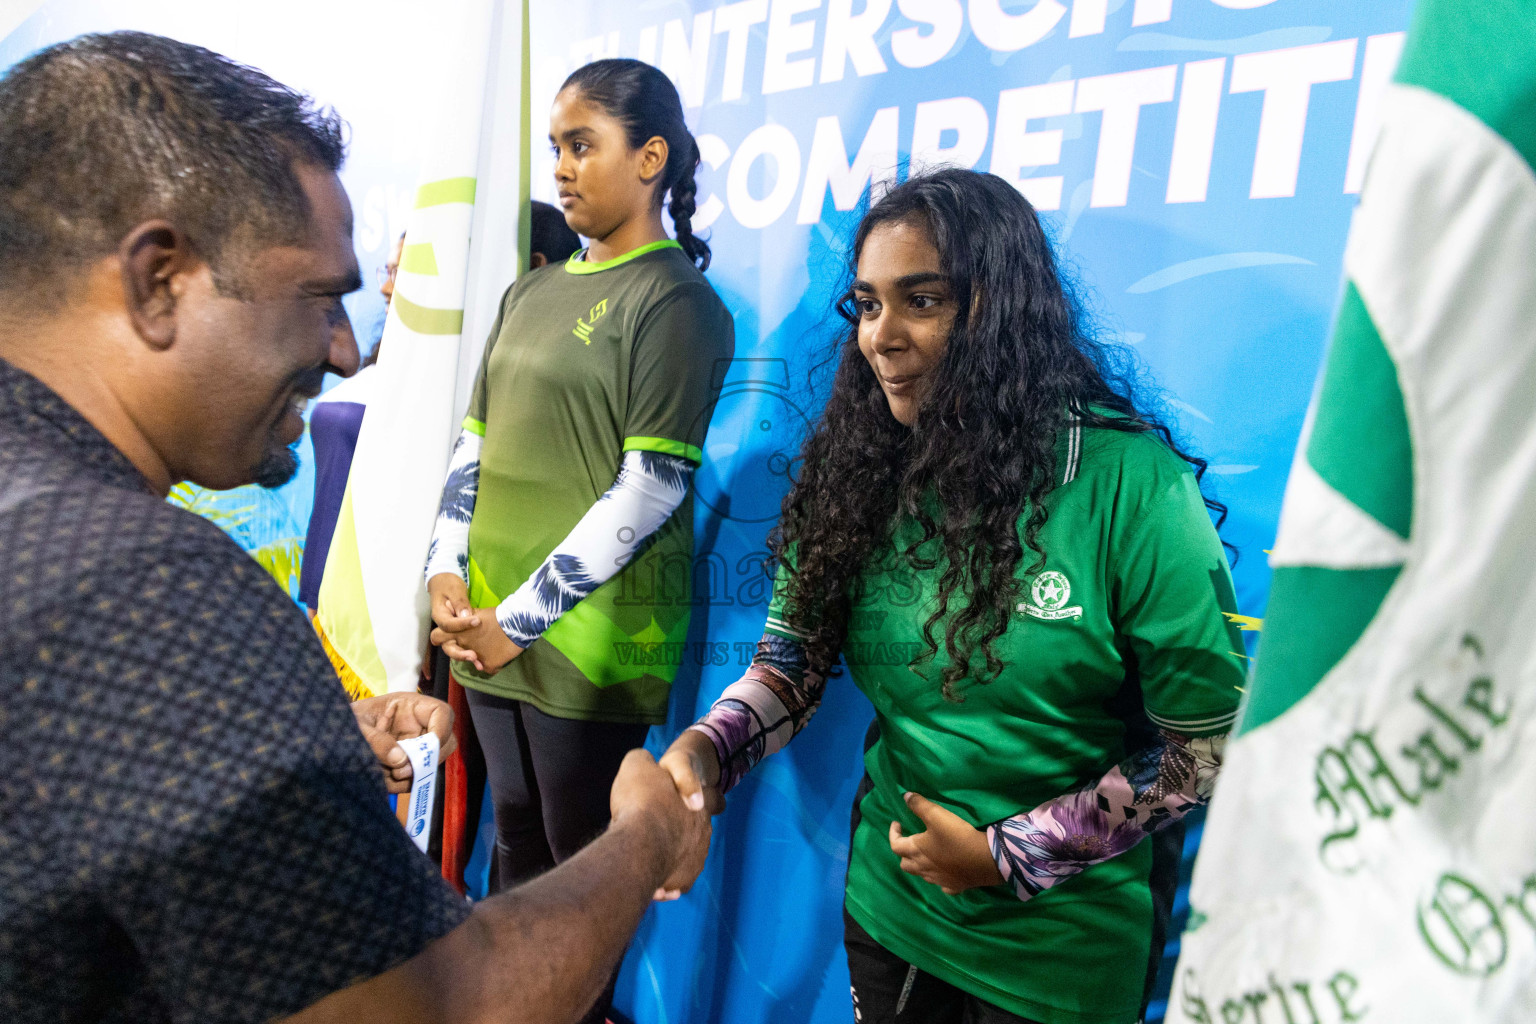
566,238,682,275
463,417,487,436
623,435,703,464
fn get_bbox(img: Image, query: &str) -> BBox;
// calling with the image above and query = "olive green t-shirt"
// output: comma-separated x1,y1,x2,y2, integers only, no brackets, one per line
456,240,735,722
767,423,1245,1023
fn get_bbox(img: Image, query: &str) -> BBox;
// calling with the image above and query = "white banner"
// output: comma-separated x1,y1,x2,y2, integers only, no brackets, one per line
316,0,528,696
1170,4,1536,1020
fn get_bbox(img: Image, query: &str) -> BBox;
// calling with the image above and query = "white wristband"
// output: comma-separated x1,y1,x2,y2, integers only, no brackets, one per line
398,733,440,854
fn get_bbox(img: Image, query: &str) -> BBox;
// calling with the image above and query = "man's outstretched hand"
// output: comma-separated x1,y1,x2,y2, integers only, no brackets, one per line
352,692,457,794
609,748,712,902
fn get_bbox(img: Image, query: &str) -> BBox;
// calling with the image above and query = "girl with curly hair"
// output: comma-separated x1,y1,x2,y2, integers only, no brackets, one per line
661,167,1245,1024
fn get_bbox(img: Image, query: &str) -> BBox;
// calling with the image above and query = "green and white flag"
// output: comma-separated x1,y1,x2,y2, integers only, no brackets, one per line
315,0,529,697
1169,2,1536,1020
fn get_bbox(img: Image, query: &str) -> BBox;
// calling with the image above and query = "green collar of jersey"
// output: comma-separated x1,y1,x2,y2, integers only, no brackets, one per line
566,238,682,275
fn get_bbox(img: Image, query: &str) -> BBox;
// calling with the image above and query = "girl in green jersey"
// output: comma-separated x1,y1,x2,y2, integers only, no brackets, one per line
662,169,1245,1024
424,60,733,1024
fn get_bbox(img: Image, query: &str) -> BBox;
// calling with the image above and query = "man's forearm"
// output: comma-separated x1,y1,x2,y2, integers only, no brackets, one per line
448,810,673,1022
285,811,674,1024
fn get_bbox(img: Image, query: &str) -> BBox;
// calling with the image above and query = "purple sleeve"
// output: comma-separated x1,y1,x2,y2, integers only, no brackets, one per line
987,730,1226,901
686,633,827,793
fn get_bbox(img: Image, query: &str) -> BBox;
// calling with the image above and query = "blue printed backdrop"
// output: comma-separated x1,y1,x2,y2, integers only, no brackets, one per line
526,1,1415,1022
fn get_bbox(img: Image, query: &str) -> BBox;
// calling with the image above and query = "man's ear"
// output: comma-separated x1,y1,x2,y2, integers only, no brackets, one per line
118,220,196,351
530,251,548,269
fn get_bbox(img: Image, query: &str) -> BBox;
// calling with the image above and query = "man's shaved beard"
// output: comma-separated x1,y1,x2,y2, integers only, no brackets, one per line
254,369,325,489
254,435,300,489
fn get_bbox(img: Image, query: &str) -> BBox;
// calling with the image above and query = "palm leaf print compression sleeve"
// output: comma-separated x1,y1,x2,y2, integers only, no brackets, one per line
423,427,481,584
424,432,693,648
492,449,692,647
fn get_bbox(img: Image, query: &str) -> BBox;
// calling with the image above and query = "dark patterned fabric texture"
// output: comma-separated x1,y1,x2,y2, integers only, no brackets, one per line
0,359,469,1023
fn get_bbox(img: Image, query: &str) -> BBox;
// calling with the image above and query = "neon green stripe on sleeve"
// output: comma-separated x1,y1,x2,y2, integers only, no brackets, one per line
463,417,487,436
623,435,702,463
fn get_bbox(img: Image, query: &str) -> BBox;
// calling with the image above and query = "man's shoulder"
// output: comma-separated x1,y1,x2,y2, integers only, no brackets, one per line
0,473,291,644
0,469,459,1021
2,473,353,777
5,467,249,557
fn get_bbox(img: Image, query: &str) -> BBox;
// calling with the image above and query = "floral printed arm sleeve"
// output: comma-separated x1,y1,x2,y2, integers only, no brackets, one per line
423,427,482,584
493,449,692,648
987,729,1226,901
685,632,828,793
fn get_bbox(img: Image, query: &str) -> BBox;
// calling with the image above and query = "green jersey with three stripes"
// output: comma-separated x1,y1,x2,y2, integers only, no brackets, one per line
766,420,1245,1024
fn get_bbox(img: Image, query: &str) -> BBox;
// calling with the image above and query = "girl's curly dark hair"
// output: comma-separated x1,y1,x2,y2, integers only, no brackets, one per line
770,168,1225,700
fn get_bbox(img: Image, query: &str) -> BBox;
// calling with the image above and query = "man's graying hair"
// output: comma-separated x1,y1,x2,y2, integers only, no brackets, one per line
0,31,346,304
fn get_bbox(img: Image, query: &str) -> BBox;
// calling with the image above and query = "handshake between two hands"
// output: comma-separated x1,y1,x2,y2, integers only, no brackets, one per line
415,572,721,900
354,693,999,903
402,573,1002,902
347,688,719,901
643,730,1005,901
617,734,722,902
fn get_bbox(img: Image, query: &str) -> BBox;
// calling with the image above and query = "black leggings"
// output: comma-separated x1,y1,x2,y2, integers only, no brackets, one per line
845,910,1043,1024
465,688,650,1024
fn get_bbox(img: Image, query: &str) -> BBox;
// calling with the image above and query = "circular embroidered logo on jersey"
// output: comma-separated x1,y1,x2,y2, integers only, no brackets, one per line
1020,571,1084,621
1033,571,1070,610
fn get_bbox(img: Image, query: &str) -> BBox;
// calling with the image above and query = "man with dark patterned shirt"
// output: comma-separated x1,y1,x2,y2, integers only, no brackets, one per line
0,32,710,1024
